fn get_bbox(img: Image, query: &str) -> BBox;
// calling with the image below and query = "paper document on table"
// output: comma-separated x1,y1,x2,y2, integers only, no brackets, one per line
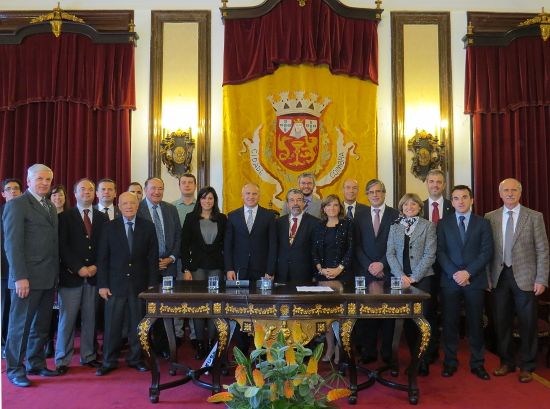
296,286,334,292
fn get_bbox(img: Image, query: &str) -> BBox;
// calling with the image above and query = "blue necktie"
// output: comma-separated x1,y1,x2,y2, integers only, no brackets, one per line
152,205,166,256
126,221,134,252
458,215,466,244
347,205,353,219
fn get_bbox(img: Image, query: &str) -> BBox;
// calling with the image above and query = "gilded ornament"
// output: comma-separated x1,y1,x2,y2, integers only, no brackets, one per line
519,7,550,41
359,303,410,315
137,318,152,357
213,302,222,315
340,319,355,355
225,303,277,316
160,128,195,178
347,303,356,315
147,302,157,314
413,303,422,315
159,303,209,315
292,303,345,316
414,317,431,358
30,3,85,38
280,304,290,316
214,318,229,357
408,129,445,182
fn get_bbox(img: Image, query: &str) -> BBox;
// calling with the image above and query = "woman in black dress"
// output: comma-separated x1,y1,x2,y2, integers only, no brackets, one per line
312,194,354,363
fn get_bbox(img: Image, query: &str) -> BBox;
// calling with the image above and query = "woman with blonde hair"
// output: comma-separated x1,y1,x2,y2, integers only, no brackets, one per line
386,192,436,375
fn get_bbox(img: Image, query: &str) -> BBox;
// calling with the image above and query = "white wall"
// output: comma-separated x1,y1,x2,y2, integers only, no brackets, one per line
4,0,544,204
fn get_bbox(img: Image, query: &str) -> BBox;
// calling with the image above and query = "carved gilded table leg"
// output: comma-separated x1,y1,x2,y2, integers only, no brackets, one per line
138,317,159,403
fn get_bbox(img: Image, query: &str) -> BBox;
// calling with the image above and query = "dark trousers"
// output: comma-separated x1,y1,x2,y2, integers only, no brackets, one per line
404,275,435,363
1,278,10,348
5,288,55,378
355,318,396,363
492,266,538,371
102,293,144,367
441,285,486,369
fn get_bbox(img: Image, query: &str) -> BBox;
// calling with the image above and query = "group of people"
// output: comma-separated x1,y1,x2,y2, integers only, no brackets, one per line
1,165,548,390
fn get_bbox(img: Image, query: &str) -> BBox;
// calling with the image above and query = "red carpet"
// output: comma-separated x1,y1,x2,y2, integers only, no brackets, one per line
2,340,550,409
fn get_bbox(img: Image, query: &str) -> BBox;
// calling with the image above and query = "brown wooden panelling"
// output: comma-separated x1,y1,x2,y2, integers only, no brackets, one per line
149,11,211,188
391,12,454,204
220,0,381,21
0,10,134,32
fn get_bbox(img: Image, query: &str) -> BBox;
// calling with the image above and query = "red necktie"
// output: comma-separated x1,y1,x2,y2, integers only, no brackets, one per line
289,217,298,244
83,209,92,237
432,202,440,224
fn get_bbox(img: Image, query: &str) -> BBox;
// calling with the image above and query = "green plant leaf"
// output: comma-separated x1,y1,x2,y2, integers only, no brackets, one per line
233,346,250,367
312,343,323,361
244,386,261,398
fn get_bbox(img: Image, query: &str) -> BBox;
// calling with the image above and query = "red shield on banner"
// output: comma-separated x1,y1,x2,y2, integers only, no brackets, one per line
275,114,320,171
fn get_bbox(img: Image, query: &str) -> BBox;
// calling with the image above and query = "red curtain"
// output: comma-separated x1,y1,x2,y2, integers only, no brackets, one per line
465,37,550,223
0,33,135,202
223,0,379,85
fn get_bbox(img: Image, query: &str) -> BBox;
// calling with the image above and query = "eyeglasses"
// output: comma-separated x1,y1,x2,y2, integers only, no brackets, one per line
4,187,20,192
367,190,384,195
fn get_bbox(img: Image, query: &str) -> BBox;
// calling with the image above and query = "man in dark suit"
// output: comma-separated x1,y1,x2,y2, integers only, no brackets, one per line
138,177,181,279
3,164,60,387
342,178,368,220
225,183,277,282
95,192,158,376
138,177,181,357
353,179,399,367
225,183,277,353
95,178,121,220
423,169,454,365
437,185,493,380
1,178,22,358
486,178,549,383
54,179,109,374
275,189,318,284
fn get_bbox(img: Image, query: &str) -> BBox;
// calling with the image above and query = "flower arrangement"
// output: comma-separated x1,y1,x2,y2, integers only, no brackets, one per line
207,323,351,409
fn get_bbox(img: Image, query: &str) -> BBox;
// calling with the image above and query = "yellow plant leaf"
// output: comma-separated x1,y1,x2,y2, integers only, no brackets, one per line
327,388,352,402
285,347,296,365
270,382,278,401
235,364,247,386
252,369,265,387
254,323,266,349
207,392,233,402
306,357,318,375
284,380,294,398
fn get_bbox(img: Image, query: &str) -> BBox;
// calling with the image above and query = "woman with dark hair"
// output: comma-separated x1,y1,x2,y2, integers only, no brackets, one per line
44,184,68,357
312,194,354,364
386,192,436,375
48,184,69,213
181,186,227,359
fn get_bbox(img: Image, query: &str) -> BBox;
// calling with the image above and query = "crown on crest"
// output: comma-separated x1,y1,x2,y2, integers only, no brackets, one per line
267,91,331,118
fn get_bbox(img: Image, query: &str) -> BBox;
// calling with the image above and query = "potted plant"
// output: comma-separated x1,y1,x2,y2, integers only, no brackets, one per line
207,323,351,408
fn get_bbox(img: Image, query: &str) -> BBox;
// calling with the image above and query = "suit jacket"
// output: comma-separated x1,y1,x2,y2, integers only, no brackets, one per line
485,206,549,291
181,213,227,271
281,196,322,219
224,206,277,280
138,200,181,276
275,212,318,284
2,190,59,290
93,204,122,219
423,198,454,221
58,207,109,288
387,218,437,282
353,202,369,219
312,217,354,282
437,213,493,289
96,216,158,296
0,204,7,281
354,205,400,283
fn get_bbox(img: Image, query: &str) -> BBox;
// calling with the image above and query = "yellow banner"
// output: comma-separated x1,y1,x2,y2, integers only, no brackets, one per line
223,64,377,212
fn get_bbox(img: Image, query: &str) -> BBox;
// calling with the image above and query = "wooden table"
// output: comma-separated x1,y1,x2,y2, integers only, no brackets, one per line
138,280,430,405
